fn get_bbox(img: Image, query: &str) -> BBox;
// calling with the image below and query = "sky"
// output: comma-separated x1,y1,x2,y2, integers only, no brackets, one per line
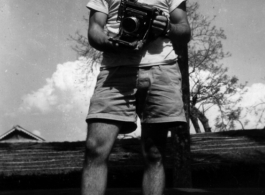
194,0,265,84
1,0,265,141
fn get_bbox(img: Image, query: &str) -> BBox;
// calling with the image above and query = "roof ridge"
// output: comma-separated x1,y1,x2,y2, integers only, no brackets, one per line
0,125,45,141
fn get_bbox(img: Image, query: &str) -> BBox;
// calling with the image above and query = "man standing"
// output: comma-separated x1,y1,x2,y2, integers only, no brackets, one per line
81,0,190,194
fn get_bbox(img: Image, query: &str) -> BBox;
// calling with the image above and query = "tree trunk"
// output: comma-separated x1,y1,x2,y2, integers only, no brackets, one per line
175,19,192,187
171,124,192,187
190,106,202,133
196,108,211,132
190,106,211,133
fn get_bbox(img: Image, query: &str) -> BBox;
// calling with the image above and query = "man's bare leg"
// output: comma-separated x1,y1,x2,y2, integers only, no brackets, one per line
81,119,122,195
141,124,169,195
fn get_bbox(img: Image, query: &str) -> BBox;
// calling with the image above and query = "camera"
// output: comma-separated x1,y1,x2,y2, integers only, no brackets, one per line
109,0,164,50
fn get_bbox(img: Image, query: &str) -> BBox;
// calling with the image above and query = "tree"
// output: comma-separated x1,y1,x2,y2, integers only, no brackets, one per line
187,2,247,133
69,1,247,133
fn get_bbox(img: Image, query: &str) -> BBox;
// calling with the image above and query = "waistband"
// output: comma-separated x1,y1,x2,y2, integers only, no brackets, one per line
100,59,177,70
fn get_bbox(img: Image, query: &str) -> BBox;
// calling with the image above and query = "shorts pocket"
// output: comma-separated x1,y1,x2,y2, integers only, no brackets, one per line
157,64,182,87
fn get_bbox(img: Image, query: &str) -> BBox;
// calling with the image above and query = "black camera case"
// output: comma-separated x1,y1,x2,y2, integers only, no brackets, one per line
109,0,164,50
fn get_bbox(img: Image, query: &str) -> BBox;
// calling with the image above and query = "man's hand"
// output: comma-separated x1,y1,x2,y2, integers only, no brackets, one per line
108,38,120,48
151,2,191,47
152,15,168,36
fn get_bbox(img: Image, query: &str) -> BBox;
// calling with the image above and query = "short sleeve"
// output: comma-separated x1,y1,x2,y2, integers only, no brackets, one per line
167,0,185,13
86,0,109,14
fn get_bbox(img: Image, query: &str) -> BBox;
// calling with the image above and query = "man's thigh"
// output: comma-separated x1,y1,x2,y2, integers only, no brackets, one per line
87,67,138,134
139,64,186,124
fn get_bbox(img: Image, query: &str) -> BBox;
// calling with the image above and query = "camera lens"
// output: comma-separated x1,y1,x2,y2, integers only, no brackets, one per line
122,17,139,33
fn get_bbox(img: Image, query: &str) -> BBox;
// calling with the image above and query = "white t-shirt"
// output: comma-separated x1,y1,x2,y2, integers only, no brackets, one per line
87,0,185,67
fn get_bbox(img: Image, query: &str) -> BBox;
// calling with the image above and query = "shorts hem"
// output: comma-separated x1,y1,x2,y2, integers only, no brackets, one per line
86,113,137,123
142,116,186,123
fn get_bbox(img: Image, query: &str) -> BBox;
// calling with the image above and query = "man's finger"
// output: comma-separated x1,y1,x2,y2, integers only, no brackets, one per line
152,25,164,31
155,15,168,22
152,20,166,28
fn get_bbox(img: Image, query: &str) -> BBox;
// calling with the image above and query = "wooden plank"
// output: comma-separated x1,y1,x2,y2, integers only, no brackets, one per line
0,131,265,175
1,188,265,195
1,130,265,189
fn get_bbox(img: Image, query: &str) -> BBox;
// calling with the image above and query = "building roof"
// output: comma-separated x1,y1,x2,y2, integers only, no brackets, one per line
0,125,45,142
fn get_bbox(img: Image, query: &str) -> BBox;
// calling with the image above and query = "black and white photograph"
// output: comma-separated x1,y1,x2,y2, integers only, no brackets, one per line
1,0,265,194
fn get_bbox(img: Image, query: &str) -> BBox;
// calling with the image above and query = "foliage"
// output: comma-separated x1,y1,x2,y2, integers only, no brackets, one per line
68,17,101,68
247,100,265,129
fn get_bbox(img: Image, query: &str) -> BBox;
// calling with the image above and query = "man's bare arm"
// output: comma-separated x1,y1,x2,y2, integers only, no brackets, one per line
152,2,191,45
88,10,118,52
168,2,191,45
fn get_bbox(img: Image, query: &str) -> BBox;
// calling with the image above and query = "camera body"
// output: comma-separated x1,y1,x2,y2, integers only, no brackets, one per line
109,0,164,50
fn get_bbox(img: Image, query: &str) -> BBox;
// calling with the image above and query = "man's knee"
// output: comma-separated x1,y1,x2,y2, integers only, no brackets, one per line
84,136,113,167
85,137,104,156
84,128,116,164
84,119,121,161
143,138,164,166
145,146,163,165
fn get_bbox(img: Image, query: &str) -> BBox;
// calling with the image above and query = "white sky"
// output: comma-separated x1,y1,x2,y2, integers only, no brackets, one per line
1,0,265,141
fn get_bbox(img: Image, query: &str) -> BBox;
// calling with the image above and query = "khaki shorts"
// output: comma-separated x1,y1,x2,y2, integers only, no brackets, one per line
87,63,186,134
